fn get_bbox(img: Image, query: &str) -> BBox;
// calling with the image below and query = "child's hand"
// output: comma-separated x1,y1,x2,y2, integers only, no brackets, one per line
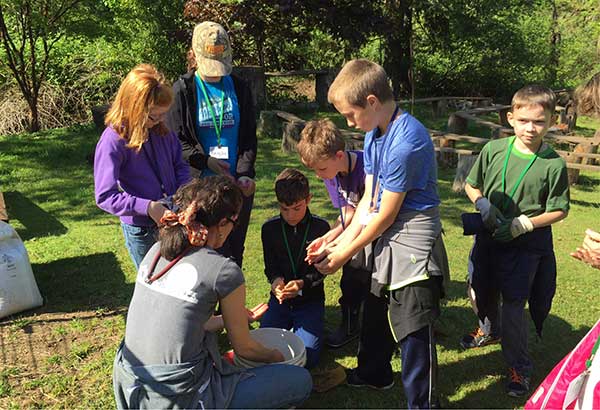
246,302,269,322
207,157,232,176
271,277,285,300
475,197,506,230
306,236,329,264
237,176,256,197
277,279,304,302
314,250,345,275
493,215,533,242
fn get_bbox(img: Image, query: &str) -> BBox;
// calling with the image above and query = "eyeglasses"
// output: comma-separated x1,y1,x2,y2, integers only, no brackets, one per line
226,217,238,228
148,111,167,122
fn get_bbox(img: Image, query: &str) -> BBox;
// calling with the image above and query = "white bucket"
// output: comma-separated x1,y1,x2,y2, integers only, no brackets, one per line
233,327,307,368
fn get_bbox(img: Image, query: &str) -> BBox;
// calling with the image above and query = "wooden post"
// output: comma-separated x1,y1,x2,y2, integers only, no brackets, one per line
0,192,8,222
281,120,306,153
315,69,337,110
232,66,266,110
498,107,511,127
447,113,468,134
565,144,584,185
452,154,478,192
431,98,447,118
257,111,282,138
438,137,456,168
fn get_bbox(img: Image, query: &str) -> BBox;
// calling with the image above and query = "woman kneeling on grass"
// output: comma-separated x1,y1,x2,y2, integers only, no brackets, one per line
113,176,312,409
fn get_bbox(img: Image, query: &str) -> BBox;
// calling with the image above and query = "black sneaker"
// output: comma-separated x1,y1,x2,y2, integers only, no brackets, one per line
460,327,501,349
325,326,359,348
506,367,530,397
346,368,394,391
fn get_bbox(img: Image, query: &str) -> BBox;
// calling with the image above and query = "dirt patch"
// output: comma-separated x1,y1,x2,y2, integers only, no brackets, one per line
0,309,126,408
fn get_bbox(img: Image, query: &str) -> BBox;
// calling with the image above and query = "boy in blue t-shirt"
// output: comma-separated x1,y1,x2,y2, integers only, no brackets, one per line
297,119,369,348
308,59,448,409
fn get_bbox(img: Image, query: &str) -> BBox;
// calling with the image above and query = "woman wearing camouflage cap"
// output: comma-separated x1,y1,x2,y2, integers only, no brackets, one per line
168,21,257,269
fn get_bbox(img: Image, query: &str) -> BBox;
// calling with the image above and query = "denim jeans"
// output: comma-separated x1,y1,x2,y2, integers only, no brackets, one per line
260,294,324,369
120,223,158,270
228,363,312,409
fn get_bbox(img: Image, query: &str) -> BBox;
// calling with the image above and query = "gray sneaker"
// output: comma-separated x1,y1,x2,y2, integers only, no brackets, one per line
460,327,501,349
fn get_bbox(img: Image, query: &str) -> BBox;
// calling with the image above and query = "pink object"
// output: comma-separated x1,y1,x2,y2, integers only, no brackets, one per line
525,319,600,410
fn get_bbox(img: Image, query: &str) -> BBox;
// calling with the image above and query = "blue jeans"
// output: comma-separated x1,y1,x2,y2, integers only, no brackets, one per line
228,364,312,409
121,223,157,270
260,294,324,369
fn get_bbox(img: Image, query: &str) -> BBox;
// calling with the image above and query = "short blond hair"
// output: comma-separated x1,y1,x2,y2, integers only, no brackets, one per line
297,119,345,166
575,72,600,118
327,59,394,108
105,64,173,151
511,84,556,114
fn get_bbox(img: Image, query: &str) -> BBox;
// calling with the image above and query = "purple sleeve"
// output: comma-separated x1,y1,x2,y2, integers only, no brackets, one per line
323,178,345,209
169,132,192,188
93,129,150,217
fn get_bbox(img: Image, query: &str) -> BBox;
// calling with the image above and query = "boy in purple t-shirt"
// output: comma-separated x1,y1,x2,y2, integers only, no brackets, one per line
297,119,369,348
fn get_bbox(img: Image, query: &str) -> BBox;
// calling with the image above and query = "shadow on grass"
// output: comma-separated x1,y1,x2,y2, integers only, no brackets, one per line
305,302,592,408
3,191,68,240
436,305,591,408
32,252,133,313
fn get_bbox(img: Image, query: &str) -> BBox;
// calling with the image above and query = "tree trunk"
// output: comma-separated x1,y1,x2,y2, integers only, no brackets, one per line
28,94,40,132
548,0,559,85
383,0,412,97
453,154,478,192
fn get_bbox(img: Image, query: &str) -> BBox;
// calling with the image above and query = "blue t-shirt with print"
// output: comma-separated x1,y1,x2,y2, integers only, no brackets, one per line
363,111,439,212
194,74,240,176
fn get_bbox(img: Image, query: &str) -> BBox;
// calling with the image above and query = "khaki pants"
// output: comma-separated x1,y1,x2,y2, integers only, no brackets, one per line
0,192,7,221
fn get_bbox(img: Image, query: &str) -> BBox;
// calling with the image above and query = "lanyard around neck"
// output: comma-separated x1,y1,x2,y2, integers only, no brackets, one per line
370,105,400,210
145,246,191,284
281,216,311,277
197,73,225,147
501,136,541,212
141,136,167,198
335,152,352,229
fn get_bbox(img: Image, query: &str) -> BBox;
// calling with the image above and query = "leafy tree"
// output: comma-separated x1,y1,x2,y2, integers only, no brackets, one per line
0,0,83,131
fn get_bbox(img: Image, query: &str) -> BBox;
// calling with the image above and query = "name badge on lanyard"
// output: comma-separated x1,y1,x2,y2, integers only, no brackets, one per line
209,145,229,160
197,73,227,157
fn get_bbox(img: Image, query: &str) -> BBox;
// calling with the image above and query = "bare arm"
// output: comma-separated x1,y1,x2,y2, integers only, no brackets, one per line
464,183,483,204
221,285,284,363
203,315,224,332
315,188,405,274
530,210,568,228
332,174,373,248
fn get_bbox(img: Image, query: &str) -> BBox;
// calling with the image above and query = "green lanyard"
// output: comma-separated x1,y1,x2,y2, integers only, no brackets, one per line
281,217,311,277
500,136,541,212
196,73,225,147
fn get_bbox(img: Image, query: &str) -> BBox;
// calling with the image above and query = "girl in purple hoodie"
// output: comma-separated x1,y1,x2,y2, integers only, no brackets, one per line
94,64,191,269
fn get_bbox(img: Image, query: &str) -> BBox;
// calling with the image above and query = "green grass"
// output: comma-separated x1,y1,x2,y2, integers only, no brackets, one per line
0,116,599,408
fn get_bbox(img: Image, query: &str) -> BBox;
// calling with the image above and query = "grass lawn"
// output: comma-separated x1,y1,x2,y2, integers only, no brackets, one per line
0,109,599,409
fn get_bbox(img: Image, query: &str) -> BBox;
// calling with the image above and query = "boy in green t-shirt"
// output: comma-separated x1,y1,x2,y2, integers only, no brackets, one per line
461,85,569,397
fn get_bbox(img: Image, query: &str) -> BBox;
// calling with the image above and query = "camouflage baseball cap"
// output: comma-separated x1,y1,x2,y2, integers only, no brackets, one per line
192,21,232,77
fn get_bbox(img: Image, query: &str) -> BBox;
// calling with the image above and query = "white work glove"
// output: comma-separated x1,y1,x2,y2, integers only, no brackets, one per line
494,214,534,242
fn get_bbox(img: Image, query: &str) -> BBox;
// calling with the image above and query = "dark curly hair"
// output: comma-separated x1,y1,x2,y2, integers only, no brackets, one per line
159,176,242,260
